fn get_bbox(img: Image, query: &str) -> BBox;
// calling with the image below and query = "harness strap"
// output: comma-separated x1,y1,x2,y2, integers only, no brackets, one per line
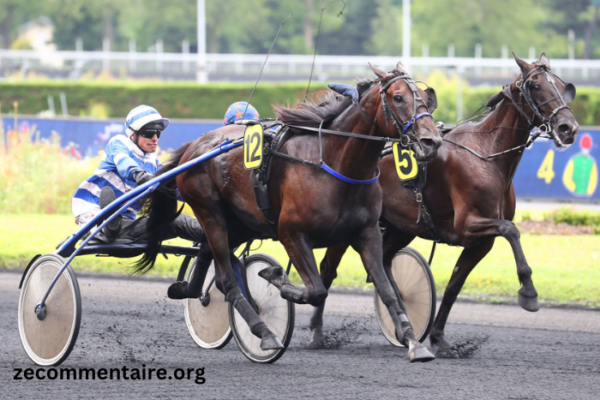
321,163,380,185
270,149,380,185
287,124,401,143
352,98,381,130
413,187,441,243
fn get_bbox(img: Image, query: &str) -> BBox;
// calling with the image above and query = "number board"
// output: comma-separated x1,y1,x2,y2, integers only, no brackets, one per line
392,142,418,181
243,124,264,170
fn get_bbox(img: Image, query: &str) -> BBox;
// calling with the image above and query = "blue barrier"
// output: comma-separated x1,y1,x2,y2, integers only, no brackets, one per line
3,115,599,201
1,115,222,159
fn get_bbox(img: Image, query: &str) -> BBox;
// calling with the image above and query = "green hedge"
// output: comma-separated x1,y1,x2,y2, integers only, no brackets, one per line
0,80,597,124
0,81,326,120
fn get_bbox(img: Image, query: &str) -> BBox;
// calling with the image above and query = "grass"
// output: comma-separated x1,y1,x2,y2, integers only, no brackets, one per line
1,214,599,306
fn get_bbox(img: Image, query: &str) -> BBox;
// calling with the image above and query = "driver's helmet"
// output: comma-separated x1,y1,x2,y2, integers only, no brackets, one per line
125,105,170,135
224,102,260,125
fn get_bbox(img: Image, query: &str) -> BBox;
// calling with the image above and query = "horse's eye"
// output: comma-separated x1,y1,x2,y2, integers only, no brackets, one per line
393,95,403,102
532,84,541,91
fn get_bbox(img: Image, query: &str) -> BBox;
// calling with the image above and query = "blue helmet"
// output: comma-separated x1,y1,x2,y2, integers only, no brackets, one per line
224,102,260,125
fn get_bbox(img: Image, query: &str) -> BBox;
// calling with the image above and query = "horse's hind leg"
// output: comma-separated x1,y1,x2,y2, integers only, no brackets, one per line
429,239,494,355
201,214,283,350
353,225,434,362
168,238,213,300
309,244,349,347
259,232,327,307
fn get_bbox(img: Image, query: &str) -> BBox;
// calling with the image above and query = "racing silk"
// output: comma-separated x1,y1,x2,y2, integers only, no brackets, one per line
72,134,159,220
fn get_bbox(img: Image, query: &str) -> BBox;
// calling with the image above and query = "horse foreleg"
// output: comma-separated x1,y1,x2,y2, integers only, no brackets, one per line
459,216,539,312
260,232,327,306
353,225,434,362
429,239,494,355
309,244,349,347
498,220,539,311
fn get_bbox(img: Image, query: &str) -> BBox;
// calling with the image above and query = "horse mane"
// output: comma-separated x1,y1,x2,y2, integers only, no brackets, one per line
273,77,375,129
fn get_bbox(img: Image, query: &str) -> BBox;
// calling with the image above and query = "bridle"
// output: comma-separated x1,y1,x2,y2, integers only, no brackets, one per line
344,73,437,159
502,63,576,146
443,63,577,160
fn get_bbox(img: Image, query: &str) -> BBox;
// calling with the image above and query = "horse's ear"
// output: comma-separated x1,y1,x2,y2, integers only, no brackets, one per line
512,51,530,73
425,87,437,112
538,52,551,68
369,62,390,80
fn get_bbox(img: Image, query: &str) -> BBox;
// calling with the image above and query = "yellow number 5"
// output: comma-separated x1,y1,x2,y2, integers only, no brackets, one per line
537,149,555,184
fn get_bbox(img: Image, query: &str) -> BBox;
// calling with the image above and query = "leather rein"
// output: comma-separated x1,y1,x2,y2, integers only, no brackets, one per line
274,74,435,185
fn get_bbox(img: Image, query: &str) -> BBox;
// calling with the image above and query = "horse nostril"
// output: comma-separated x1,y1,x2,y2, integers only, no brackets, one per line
558,124,572,135
420,139,435,150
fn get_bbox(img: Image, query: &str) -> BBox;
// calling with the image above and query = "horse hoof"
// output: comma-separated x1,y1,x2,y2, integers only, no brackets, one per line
518,293,540,312
260,333,284,350
258,265,289,288
429,337,453,356
167,281,189,300
408,344,435,363
309,328,325,348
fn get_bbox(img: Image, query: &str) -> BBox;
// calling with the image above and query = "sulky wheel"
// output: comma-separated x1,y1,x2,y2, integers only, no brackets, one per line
18,253,81,366
183,260,232,349
229,253,295,363
374,247,436,347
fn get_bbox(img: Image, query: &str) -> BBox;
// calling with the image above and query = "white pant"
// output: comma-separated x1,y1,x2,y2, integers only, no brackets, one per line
74,209,101,228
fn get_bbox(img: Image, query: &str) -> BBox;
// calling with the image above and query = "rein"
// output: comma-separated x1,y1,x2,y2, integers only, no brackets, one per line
275,74,434,185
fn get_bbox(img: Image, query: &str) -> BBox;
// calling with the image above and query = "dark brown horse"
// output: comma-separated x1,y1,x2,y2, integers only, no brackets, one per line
136,63,442,362
313,53,579,355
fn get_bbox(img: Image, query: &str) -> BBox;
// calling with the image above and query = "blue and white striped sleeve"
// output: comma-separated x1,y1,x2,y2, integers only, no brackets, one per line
107,140,143,181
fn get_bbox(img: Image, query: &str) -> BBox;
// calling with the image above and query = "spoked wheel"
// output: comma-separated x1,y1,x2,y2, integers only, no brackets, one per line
229,254,295,363
374,247,436,347
18,253,82,366
183,260,232,349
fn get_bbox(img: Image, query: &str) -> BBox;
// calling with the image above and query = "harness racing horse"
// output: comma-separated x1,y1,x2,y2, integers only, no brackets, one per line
136,62,443,362
314,53,579,355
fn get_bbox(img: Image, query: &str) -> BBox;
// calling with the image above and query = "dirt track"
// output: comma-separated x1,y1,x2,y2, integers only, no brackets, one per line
2,269,599,399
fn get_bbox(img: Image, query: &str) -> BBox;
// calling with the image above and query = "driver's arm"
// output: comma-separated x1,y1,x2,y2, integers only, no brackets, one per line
106,139,149,183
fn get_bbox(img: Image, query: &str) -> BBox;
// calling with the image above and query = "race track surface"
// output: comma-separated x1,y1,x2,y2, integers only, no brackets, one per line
1,270,599,399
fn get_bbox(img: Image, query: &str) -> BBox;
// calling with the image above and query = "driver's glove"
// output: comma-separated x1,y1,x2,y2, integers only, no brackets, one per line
135,171,156,185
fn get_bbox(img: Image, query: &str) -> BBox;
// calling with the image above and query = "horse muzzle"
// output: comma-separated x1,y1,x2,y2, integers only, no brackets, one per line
414,135,442,162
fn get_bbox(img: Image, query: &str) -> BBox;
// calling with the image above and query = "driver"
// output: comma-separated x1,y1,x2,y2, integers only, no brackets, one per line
71,105,204,244
224,101,260,125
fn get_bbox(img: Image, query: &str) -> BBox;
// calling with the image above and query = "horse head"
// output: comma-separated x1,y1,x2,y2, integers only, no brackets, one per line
512,52,579,147
369,62,442,162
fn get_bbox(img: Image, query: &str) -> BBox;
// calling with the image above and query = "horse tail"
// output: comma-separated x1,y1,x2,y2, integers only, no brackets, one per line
133,141,193,274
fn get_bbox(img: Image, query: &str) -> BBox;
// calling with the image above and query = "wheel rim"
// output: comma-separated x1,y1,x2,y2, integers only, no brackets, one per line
375,248,435,347
184,261,231,349
230,255,294,362
18,254,81,366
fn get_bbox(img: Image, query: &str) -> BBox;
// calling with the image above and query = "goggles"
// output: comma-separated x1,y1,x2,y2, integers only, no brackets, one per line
139,129,162,139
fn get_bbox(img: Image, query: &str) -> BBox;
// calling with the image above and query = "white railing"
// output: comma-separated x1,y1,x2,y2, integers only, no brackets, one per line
1,49,599,81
